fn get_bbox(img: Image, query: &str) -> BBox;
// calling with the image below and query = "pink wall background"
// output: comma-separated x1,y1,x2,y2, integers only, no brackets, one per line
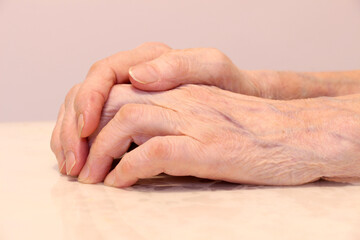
1,0,360,122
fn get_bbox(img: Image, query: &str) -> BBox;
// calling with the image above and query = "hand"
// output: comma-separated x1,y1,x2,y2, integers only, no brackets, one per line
52,40,360,177
75,44,260,141
52,43,260,176
76,84,360,187
72,42,360,149
50,42,171,175
76,45,262,140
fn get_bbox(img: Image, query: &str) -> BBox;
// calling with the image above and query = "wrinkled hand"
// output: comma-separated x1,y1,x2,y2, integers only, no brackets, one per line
51,41,360,182
52,43,261,176
50,42,170,175
72,84,356,187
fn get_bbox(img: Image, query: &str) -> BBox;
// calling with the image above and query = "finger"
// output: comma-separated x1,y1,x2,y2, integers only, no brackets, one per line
103,135,205,188
78,103,182,184
129,48,246,92
50,103,66,174
87,84,152,146
60,85,89,176
74,42,171,138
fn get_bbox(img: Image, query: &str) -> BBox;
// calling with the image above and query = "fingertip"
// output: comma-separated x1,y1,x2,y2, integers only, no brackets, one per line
129,67,147,84
59,159,66,175
129,72,177,92
65,151,76,175
74,89,106,138
78,164,91,183
78,152,114,184
105,160,138,188
104,171,116,186
78,110,101,138
129,64,158,85
129,60,184,91
104,171,136,188
54,149,66,175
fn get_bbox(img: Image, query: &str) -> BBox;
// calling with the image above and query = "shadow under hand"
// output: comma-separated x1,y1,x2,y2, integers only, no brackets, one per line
126,174,352,193
52,164,352,193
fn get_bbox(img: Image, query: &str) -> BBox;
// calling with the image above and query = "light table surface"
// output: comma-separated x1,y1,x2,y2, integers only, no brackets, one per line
1,122,360,240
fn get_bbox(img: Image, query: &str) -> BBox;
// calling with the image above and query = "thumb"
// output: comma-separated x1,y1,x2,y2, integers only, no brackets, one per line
128,48,243,92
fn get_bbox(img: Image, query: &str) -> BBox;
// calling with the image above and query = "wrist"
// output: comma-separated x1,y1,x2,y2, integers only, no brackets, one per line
240,70,360,100
297,96,360,179
275,71,360,99
238,70,281,99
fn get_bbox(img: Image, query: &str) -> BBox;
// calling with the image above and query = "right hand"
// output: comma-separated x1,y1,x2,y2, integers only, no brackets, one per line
79,84,355,187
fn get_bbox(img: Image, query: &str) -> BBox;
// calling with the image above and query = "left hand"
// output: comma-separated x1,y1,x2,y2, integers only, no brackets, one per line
74,84,358,187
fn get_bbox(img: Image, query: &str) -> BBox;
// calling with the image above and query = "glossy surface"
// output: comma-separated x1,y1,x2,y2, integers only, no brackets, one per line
1,122,360,239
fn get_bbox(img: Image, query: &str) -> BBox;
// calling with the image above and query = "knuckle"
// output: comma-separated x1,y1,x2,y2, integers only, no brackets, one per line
65,84,81,105
157,52,190,78
176,84,210,99
207,48,228,62
107,84,131,101
75,91,104,115
146,137,171,161
116,104,143,124
89,59,106,72
205,48,232,76
74,59,115,113
103,85,131,116
88,58,115,80
121,157,135,173
87,88,106,107
166,52,188,69
175,84,195,97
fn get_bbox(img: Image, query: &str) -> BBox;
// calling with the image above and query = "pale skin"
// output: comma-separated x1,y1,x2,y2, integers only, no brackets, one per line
50,42,360,187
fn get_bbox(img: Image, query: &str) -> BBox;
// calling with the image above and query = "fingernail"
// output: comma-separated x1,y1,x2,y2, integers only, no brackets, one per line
104,172,116,187
78,164,90,182
65,151,76,175
58,150,66,174
59,160,66,174
78,114,84,138
129,64,158,84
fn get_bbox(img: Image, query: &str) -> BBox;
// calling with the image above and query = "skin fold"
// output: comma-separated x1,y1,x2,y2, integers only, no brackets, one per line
50,42,360,187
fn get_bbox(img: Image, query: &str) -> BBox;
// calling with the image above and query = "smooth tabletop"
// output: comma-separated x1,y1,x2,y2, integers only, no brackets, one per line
1,122,360,240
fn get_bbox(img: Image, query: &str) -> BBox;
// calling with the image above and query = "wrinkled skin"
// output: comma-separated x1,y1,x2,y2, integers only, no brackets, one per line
50,42,360,187
52,83,360,187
